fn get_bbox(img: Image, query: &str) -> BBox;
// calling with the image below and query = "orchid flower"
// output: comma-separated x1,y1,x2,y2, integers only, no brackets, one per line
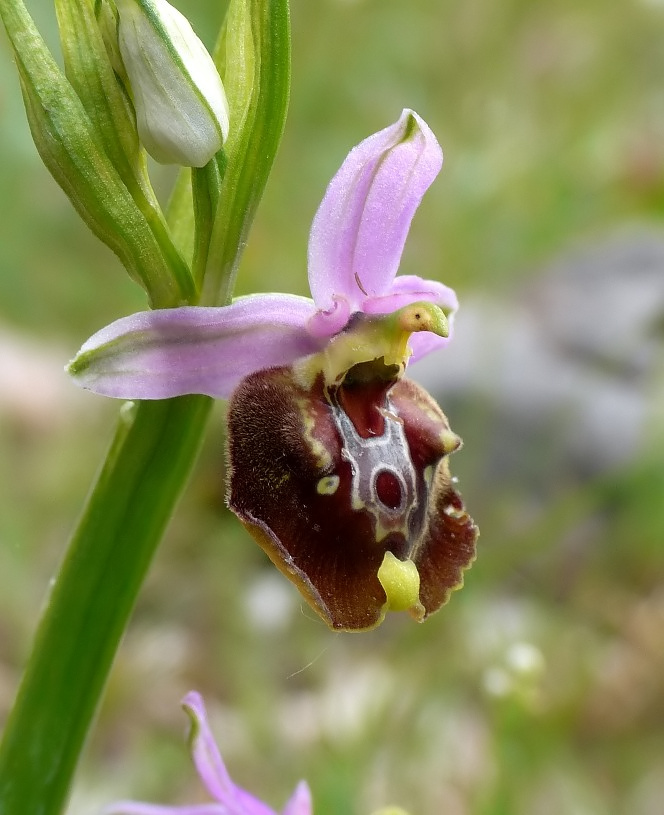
69,110,478,630
104,691,312,815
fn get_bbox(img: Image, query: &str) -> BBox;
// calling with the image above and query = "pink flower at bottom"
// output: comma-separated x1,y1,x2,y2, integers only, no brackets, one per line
104,692,311,815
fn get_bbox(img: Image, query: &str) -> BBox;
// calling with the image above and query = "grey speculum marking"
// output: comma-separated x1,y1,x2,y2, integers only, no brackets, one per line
329,390,419,544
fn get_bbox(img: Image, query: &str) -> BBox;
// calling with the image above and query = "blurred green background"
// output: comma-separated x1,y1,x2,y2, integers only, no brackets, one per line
1,1,664,813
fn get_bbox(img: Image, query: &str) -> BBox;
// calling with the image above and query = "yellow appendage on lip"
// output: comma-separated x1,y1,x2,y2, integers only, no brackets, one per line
397,302,449,338
377,551,424,617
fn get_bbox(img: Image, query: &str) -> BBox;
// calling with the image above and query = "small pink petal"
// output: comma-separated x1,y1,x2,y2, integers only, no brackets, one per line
362,274,458,318
183,693,281,815
407,330,451,362
233,788,278,815
308,110,443,312
182,692,234,805
306,296,351,339
281,781,313,815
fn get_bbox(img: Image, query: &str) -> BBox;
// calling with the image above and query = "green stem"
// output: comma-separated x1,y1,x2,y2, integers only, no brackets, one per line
0,395,213,815
0,1,291,810
191,152,226,293
202,0,291,305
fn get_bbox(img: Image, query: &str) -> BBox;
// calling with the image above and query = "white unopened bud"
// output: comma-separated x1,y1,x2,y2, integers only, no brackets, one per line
116,0,230,167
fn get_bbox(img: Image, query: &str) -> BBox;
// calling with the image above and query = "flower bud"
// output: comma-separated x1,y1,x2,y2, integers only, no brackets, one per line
116,0,230,167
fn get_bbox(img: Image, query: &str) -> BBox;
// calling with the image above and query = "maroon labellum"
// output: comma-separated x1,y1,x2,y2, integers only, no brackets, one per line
227,331,478,631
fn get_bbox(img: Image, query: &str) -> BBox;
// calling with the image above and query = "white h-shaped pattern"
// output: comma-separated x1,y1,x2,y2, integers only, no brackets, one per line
329,390,419,544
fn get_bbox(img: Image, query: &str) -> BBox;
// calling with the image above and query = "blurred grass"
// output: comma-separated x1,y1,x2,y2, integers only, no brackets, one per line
1,1,664,814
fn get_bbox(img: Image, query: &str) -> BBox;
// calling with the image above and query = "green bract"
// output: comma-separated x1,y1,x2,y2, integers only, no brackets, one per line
0,0,194,306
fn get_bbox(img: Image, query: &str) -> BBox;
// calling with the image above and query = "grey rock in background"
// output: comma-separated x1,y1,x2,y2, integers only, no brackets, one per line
413,229,664,487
